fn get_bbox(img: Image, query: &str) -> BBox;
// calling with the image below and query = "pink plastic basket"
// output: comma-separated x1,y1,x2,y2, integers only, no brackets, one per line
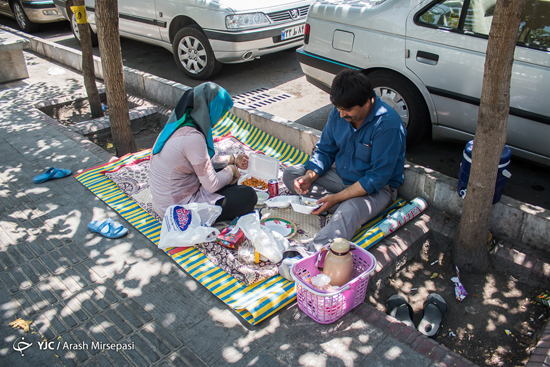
292,244,377,324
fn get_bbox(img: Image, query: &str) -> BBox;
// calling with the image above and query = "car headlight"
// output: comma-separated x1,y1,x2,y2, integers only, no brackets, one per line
226,13,270,29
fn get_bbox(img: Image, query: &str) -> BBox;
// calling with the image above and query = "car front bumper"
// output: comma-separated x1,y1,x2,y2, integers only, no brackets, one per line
23,2,65,23
206,23,306,64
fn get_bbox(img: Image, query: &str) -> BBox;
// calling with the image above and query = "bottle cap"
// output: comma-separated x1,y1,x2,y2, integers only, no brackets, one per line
330,238,350,255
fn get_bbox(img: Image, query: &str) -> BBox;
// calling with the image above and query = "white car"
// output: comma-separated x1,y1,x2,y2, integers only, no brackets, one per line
53,0,313,80
298,0,550,167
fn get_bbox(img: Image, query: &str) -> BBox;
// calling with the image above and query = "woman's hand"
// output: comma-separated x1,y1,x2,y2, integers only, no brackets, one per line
234,154,249,170
229,165,241,185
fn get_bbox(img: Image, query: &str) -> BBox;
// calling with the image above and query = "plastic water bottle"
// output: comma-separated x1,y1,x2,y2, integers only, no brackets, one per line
378,197,428,236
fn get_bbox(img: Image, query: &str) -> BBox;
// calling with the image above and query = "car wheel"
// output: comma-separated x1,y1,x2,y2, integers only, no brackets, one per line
172,26,222,80
366,70,430,146
70,11,98,47
12,0,38,33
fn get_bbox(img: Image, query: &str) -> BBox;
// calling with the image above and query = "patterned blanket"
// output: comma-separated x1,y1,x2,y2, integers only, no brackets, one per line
103,135,299,286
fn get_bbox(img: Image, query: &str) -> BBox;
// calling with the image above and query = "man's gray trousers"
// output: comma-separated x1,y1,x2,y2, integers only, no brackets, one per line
282,165,397,252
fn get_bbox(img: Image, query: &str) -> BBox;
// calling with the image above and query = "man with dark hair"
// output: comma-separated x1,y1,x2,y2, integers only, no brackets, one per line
283,69,407,251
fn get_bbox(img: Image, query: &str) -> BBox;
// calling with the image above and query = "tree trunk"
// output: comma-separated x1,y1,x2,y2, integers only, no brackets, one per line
95,0,136,156
73,0,103,118
453,0,526,273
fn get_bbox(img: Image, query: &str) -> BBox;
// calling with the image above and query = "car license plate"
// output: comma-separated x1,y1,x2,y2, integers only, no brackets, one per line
281,25,305,40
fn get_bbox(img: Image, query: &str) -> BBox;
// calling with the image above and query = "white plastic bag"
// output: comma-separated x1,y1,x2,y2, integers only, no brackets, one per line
237,213,289,263
158,203,222,250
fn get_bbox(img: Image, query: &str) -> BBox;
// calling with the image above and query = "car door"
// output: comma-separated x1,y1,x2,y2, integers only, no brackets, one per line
405,0,550,161
508,0,550,161
118,0,161,40
405,0,493,135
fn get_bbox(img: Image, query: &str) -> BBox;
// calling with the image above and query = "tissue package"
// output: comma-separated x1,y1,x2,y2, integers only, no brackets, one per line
216,218,245,249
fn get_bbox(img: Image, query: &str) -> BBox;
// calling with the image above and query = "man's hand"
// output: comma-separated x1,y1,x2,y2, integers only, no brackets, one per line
229,165,241,185
311,194,339,215
294,170,318,194
310,182,368,215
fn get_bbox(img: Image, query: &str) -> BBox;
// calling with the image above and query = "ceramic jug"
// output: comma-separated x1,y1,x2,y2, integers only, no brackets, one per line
322,238,353,287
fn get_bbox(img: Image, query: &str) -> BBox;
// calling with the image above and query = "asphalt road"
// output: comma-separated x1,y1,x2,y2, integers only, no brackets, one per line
3,18,549,211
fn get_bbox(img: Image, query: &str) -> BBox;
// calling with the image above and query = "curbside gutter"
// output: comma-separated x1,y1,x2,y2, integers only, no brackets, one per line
3,24,549,253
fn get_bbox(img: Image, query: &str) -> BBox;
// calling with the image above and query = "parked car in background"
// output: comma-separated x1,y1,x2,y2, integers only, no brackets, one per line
298,0,550,167
53,0,314,80
0,0,65,33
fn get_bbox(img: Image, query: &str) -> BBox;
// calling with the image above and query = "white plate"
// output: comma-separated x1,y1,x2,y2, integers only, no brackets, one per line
291,197,321,215
265,195,298,208
260,217,296,239
256,191,269,205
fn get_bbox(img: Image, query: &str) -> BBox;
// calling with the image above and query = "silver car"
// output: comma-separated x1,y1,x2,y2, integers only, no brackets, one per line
53,0,313,80
298,0,550,167
0,0,65,33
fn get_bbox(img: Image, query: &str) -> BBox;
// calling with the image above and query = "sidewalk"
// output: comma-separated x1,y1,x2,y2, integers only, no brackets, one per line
0,49,476,366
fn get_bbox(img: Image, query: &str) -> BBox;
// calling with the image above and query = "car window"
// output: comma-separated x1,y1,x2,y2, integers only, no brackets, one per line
463,0,496,35
418,0,466,30
518,0,550,51
418,0,550,51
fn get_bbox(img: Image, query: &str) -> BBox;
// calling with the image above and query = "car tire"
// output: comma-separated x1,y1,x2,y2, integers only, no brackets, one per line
172,26,222,80
70,11,98,47
366,70,430,146
12,0,38,33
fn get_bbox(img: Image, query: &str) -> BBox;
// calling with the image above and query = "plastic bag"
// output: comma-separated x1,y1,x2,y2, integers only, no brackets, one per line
310,274,334,291
158,203,222,250
237,213,289,263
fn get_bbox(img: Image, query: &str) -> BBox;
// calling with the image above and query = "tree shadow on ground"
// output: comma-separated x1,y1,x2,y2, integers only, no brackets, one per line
366,236,550,367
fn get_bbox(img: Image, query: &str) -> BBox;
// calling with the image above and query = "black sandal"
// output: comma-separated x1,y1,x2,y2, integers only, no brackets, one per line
386,294,415,329
418,293,447,337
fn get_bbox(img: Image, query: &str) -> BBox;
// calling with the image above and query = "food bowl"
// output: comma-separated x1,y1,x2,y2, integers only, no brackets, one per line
291,197,321,215
238,174,269,192
256,191,269,205
265,195,298,208
237,153,279,192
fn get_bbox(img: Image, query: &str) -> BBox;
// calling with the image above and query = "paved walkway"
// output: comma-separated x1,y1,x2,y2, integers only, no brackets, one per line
0,49,476,367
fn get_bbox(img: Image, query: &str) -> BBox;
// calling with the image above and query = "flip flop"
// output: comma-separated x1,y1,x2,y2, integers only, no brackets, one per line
33,167,72,184
386,294,415,329
418,293,447,337
88,218,128,239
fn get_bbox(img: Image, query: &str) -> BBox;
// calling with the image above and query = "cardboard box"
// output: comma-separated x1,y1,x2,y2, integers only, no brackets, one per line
216,218,245,249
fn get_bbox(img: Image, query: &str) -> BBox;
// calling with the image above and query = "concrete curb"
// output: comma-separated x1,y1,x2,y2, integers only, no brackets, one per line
34,89,158,136
3,24,549,252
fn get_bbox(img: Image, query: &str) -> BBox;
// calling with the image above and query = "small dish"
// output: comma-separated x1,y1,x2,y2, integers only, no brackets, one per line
291,197,321,215
260,217,297,239
265,195,298,208
256,191,269,205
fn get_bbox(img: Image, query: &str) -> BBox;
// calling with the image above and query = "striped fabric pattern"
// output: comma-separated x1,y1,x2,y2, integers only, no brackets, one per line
75,112,405,325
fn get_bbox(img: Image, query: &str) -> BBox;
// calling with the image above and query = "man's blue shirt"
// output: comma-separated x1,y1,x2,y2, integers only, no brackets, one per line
304,95,407,194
